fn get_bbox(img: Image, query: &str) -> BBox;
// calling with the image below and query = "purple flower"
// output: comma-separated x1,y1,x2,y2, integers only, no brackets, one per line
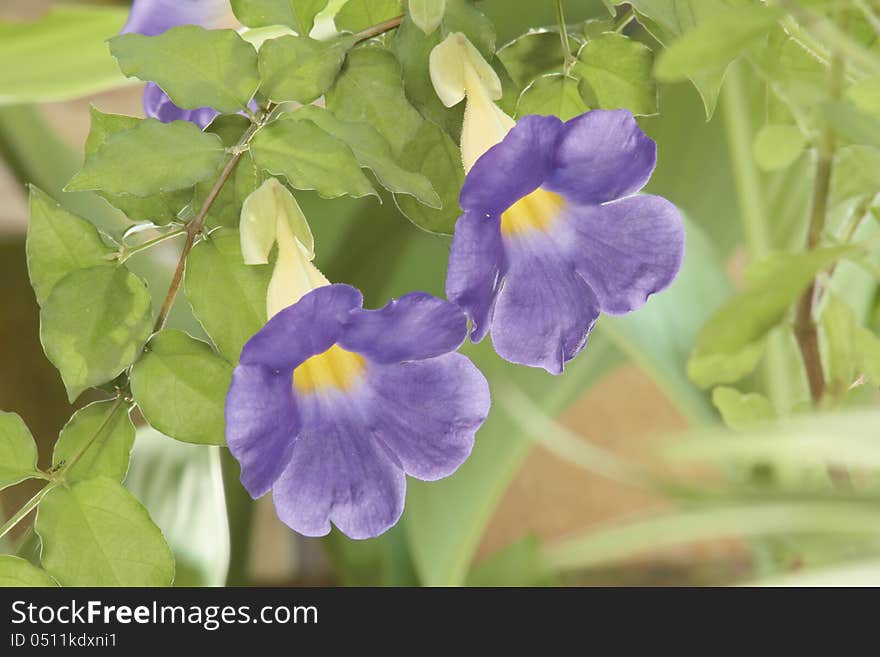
225,284,490,539
121,0,228,127
446,110,685,374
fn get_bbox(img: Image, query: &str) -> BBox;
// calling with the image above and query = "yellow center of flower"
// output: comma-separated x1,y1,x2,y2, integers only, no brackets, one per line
293,344,366,394
500,189,566,235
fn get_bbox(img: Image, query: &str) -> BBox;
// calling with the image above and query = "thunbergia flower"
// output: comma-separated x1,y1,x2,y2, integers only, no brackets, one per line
121,0,229,127
226,179,490,539
432,34,685,374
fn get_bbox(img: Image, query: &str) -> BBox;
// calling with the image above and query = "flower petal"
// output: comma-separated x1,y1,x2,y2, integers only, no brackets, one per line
143,82,218,128
121,0,229,36
559,195,685,315
446,211,505,342
460,114,563,216
366,353,489,481
239,284,363,370
272,392,405,539
225,364,299,498
339,293,468,363
491,232,600,374
545,109,656,205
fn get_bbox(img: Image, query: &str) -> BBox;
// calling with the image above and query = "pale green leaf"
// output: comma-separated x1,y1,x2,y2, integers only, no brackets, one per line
854,326,880,387
575,32,657,116
821,293,857,398
109,26,260,114
824,101,880,149
36,477,174,586
409,0,446,35
26,186,114,307
515,74,589,121
335,0,402,33
66,119,225,197
231,0,328,34
466,536,556,587
847,77,880,117
0,411,39,491
40,266,153,402
131,331,232,446
832,146,880,205
184,228,271,363
0,556,57,587
258,34,356,104
711,386,777,430
52,400,135,483
752,123,806,171
251,115,376,199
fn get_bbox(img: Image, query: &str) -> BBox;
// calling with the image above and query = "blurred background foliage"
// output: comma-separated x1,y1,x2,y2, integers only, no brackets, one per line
2,0,880,587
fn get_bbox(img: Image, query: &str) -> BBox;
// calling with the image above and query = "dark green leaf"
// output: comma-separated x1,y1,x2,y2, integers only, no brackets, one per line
335,0,402,33
515,74,589,120
497,31,579,88
258,34,356,104
52,399,135,482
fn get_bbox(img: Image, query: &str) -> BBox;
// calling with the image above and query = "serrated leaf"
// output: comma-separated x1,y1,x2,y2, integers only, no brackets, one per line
66,118,225,197
184,228,271,363
52,400,135,483
131,331,232,446
497,31,577,88
36,477,174,586
109,26,260,114
40,265,153,402
335,0,402,33
326,46,423,157
26,186,114,306
393,119,464,234
231,0,328,34
259,34,356,104
409,0,446,35
0,556,57,587
752,123,806,171
251,115,376,199
0,411,39,491
288,106,440,207
711,386,776,430
515,74,589,121
574,32,656,116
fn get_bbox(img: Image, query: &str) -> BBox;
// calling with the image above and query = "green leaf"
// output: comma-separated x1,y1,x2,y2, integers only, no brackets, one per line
0,6,131,105
752,123,806,171
251,115,376,199
832,146,880,205
687,246,854,389
823,101,880,149
26,186,114,307
200,115,261,229
126,426,230,586
185,228,271,363
258,34,356,104
821,294,857,398
515,74,589,121
854,326,880,387
409,0,446,35
392,119,464,234
36,477,174,586
655,5,781,83
574,32,657,116
131,331,232,446
0,556,57,587
109,26,260,114
711,386,777,430
66,119,225,197
335,0,402,33
466,536,556,586
52,400,135,483
231,0,328,34
287,106,440,207
497,30,579,88
0,411,40,491
847,77,880,116
326,46,423,157
40,266,153,402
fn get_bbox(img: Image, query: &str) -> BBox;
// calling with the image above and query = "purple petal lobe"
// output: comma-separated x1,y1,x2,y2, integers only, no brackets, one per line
559,195,685,315
460,115,563,216
272,391,405,539
143,82,218,128
239,284,363,371
545,109,656,205
122,0,228,35
446,212,505,342
339,293,468,363
366,354,489,481
225,364,299,497
491,232,600,374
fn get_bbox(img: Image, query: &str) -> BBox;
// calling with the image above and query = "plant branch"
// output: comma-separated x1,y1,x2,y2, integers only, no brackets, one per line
118,226,187,264
353,15,403,42
554,0,576,70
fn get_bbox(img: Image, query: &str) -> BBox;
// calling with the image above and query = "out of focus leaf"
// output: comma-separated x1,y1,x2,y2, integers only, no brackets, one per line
832,146,880,205
52,400,135,483
0,412,39,491
753,559,880,587
575,32,657,116
131,331,231,446
335,0,402,33
466,536,556,587
36,477,175,586
515,74,589,121
0,556,56,587
752,124,806,172
323,523,418,585
0,6,131,105
109,26,260,114
847,77,880,116
258,34,356,104
711,386,776,430
231,0,328,34
854,326,880,386
823,101,880,149
821,294,857,399
40,266,153,402
126,426,230,586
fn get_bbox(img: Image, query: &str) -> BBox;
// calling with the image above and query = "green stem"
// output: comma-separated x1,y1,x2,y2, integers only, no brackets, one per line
353,15,403,42
118,227,186,264
615,7,637,34
0,485,56,542
554,0,576,70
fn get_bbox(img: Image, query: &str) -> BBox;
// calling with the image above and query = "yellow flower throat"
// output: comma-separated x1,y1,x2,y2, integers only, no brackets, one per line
500,189,565,235
293,344,366,394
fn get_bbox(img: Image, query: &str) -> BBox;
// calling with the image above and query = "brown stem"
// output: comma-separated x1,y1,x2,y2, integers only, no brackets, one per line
353,15,403,42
